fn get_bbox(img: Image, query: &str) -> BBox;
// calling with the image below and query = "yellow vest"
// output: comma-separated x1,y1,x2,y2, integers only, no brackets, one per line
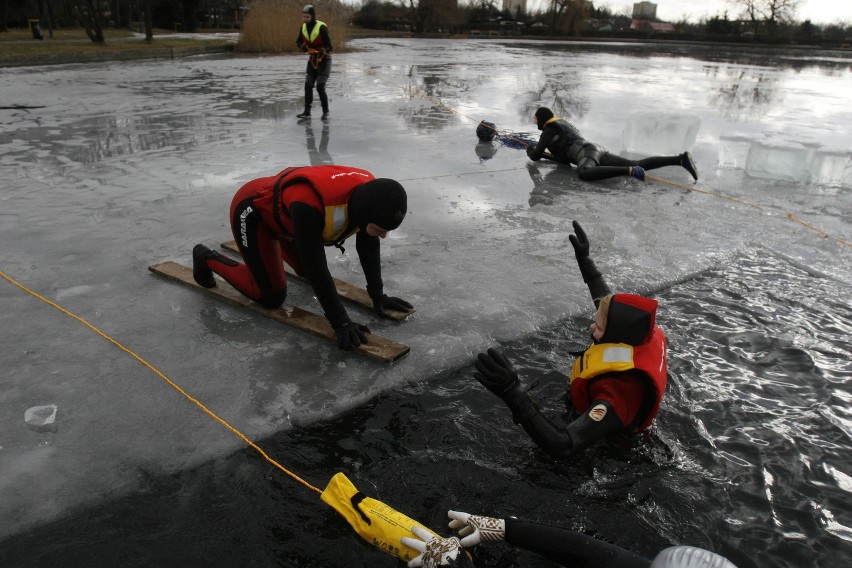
301,20,327,45
570,342,636,383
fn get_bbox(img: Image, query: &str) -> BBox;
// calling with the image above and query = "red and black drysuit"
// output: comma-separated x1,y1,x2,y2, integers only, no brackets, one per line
526,108,691,181
200,165,390,332
474,223,667,460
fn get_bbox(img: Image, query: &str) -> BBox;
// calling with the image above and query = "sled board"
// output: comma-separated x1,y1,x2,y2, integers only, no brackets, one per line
148,261,409,363
220,240,414,321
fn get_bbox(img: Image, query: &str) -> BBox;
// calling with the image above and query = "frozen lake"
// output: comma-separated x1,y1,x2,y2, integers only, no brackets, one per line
1,39,850,565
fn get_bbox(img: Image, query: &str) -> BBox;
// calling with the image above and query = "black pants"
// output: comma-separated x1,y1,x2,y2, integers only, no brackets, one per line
577,144,682,181
304,57,331,113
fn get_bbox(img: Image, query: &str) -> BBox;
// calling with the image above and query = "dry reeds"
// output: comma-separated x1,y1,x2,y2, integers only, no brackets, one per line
238,0,351,53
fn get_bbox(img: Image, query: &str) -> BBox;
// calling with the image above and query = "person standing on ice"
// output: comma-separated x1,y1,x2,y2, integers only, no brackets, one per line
526,107,698,182
472,221,668,459
192,165,413,351
296,4,332,120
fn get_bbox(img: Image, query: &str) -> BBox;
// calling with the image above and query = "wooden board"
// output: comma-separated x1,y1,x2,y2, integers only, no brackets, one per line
149,261,409,363
220,240,414,321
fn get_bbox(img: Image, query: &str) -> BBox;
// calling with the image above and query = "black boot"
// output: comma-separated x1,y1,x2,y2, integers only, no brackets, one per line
192,244,217,288
681,152,698,181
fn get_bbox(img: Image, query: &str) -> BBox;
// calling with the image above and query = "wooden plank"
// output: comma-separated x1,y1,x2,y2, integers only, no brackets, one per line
148,261,409,363
220,240,414,321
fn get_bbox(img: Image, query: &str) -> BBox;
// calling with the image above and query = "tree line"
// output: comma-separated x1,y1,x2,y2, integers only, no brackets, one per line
3,0,850,47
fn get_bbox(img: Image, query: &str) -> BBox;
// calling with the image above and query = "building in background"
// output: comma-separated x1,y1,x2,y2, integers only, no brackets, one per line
633,1,657,20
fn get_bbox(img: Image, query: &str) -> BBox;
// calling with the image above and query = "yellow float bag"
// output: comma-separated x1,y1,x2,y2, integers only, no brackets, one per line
321,471,439,562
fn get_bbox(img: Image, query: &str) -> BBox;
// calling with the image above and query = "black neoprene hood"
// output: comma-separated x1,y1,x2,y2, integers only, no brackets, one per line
534,107,554,129
351,179,407,231
598,294,658,346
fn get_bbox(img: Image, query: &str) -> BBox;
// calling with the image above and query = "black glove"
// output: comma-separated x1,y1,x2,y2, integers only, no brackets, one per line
569,220,603,284
473,348,537,423
568,220,590,260
372,294,414,318
331,316,370,350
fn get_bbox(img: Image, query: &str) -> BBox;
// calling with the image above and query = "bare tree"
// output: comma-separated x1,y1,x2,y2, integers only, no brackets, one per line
76,0,105,42
401,0,459,33
547,0,589,36
729,0,800,36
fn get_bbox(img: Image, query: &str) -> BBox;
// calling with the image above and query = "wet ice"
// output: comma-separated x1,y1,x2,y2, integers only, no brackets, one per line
0,39,850,544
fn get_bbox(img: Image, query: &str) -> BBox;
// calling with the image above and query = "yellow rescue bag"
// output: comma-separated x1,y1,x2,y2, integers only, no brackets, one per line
321,471,439,562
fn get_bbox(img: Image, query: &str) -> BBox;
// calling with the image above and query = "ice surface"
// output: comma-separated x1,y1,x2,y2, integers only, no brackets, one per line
0,39,850,541
621,112,701,156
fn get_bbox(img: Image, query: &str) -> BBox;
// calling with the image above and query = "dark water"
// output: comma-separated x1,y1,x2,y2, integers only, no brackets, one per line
3,249,850,566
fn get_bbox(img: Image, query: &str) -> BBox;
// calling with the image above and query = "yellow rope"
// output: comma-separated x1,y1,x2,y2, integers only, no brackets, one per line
306,47,328,70
787,213,852,247
0,269,322,495
645,174,764,209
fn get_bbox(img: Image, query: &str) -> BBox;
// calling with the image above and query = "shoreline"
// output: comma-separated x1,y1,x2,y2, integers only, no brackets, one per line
1,31,848,69
0,42,236,68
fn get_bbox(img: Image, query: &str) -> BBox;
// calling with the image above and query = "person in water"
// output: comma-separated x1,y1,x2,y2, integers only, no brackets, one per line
526,107,698,182
296,5,332,120
401,510,736,568
472,220,667,459
192,165,413,350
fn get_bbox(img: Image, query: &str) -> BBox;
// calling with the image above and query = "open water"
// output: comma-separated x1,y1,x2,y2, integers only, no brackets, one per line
1,39,850,567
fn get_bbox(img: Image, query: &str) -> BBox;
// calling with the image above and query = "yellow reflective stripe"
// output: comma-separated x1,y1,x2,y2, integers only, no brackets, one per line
602,345,632,363
322,204,349,242
301,20,327,43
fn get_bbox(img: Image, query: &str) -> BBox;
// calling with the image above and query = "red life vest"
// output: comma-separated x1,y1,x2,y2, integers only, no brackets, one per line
270,165,375,246
569,327,667,431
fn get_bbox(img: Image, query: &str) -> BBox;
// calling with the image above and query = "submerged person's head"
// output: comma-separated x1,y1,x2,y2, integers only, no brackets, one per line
350,178,407,236
534,107,554,130
591,294,657,345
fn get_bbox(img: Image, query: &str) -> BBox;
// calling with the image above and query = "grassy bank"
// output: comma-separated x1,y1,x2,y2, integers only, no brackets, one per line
0,27,236,67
